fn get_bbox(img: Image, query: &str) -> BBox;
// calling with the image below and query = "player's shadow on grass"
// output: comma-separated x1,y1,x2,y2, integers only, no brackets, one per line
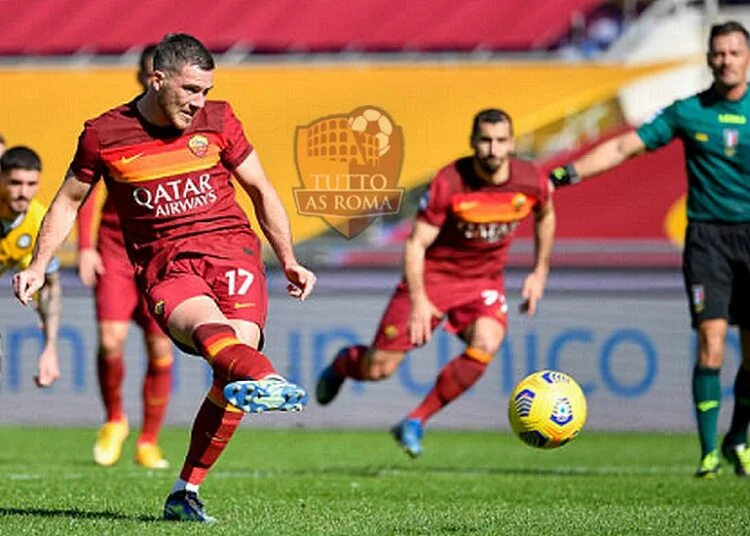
0,507,160,523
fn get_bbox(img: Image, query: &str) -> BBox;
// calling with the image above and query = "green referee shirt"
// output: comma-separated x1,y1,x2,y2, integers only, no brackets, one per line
637,87,750,223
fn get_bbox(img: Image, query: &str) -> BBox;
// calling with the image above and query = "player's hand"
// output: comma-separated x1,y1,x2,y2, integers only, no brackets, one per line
78,248,105,287
409,294,442,346
12,267,45,306
520,270,547,317
284,263,316,302
35,344,60,388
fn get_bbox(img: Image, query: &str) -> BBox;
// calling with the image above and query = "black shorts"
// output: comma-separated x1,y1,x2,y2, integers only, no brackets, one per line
683,221,750,329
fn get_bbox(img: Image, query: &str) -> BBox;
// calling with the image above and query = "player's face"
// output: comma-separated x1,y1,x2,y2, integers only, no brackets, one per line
153,63,214,130
472,121,515,174
708,31,750,88
0,168,40,216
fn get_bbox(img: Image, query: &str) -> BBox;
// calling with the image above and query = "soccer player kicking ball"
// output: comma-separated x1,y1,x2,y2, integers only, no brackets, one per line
316,109,556,458
548,20,750,479
13,34,315,522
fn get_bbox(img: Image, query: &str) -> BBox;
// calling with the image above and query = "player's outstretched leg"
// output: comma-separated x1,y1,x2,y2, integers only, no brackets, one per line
391,418,424,458
192,323,309,414
224,374,308,413
315,345,368,405
163,490,216,523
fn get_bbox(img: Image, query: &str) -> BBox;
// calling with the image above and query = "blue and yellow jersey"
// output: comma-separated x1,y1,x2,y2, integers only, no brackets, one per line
0,198,59,276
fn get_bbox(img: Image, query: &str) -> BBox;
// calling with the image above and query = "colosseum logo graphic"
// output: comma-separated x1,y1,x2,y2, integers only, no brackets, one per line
293,106,404,239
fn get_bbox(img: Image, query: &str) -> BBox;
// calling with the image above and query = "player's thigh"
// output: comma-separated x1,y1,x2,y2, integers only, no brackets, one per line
204,257,268,340
371,282,439,353
135,294,168,339
683,222,733,328
448,281,508,347
95,257,139,324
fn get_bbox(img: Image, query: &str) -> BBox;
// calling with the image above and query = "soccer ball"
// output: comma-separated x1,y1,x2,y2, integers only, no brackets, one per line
349,107,394,157
508,370,587,449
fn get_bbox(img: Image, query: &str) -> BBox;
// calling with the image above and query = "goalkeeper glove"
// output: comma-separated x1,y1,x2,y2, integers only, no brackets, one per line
549,164,581,187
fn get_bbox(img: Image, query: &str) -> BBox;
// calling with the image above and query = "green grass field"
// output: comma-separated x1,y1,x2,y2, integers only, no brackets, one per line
1,427,749,535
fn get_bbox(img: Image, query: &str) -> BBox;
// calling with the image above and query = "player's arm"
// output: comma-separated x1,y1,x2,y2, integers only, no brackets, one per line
549,131,646,187
13,171,92,304
232,151,316,301
34,270,62,387
521,193,556,316
404,219,442,345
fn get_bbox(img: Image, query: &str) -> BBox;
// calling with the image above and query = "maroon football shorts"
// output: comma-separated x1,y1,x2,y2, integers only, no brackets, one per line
144,234,268,346
95,227,164,335
371,273,508,352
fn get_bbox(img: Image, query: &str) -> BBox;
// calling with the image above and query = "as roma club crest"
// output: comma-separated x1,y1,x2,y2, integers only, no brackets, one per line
188,135,209,158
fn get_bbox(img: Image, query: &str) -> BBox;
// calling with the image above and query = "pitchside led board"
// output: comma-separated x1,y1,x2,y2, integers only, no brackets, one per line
0,290,743,431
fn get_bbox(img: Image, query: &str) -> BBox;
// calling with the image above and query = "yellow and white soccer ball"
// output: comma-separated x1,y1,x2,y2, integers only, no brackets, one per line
508,370,587,449
349,107,393,157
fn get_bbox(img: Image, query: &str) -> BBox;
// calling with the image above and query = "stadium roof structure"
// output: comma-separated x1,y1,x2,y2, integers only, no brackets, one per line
1,0,605,56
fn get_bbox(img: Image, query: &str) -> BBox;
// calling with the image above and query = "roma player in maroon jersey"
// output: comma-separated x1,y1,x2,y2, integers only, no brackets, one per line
77,43,174,470
316,109,556,458
13,34,315,523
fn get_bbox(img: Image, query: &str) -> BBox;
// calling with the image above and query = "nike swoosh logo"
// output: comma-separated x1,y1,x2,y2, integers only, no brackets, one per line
234,302,255,309
121,153,144,165
697,401,720,412
458,202,479,211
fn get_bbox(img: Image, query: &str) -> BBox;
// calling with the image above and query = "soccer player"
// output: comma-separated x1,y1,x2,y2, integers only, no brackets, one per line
316,109,556,458
12,34,316,522
548,20,750,478
77,43,173,470
1,146,61,387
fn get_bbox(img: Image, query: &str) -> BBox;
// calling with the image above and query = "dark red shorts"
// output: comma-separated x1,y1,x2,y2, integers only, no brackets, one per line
371,273,508,352
95,227,163,335
143,231,268,345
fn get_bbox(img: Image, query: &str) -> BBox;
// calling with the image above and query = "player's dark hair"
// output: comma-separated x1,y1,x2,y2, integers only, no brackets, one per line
153,33,214,74
709,20,750,50
137,43,158,92
0,146,42,173
139,43,158,74
471,109,513,140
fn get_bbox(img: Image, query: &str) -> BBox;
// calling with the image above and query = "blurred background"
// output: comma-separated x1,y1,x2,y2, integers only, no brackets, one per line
0,0,745,431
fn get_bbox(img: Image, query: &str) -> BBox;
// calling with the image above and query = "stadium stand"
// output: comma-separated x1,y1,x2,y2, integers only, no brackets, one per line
1,0,609,55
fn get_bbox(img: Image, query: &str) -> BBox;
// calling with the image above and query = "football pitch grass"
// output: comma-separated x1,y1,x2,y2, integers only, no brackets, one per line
1,427,750,535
